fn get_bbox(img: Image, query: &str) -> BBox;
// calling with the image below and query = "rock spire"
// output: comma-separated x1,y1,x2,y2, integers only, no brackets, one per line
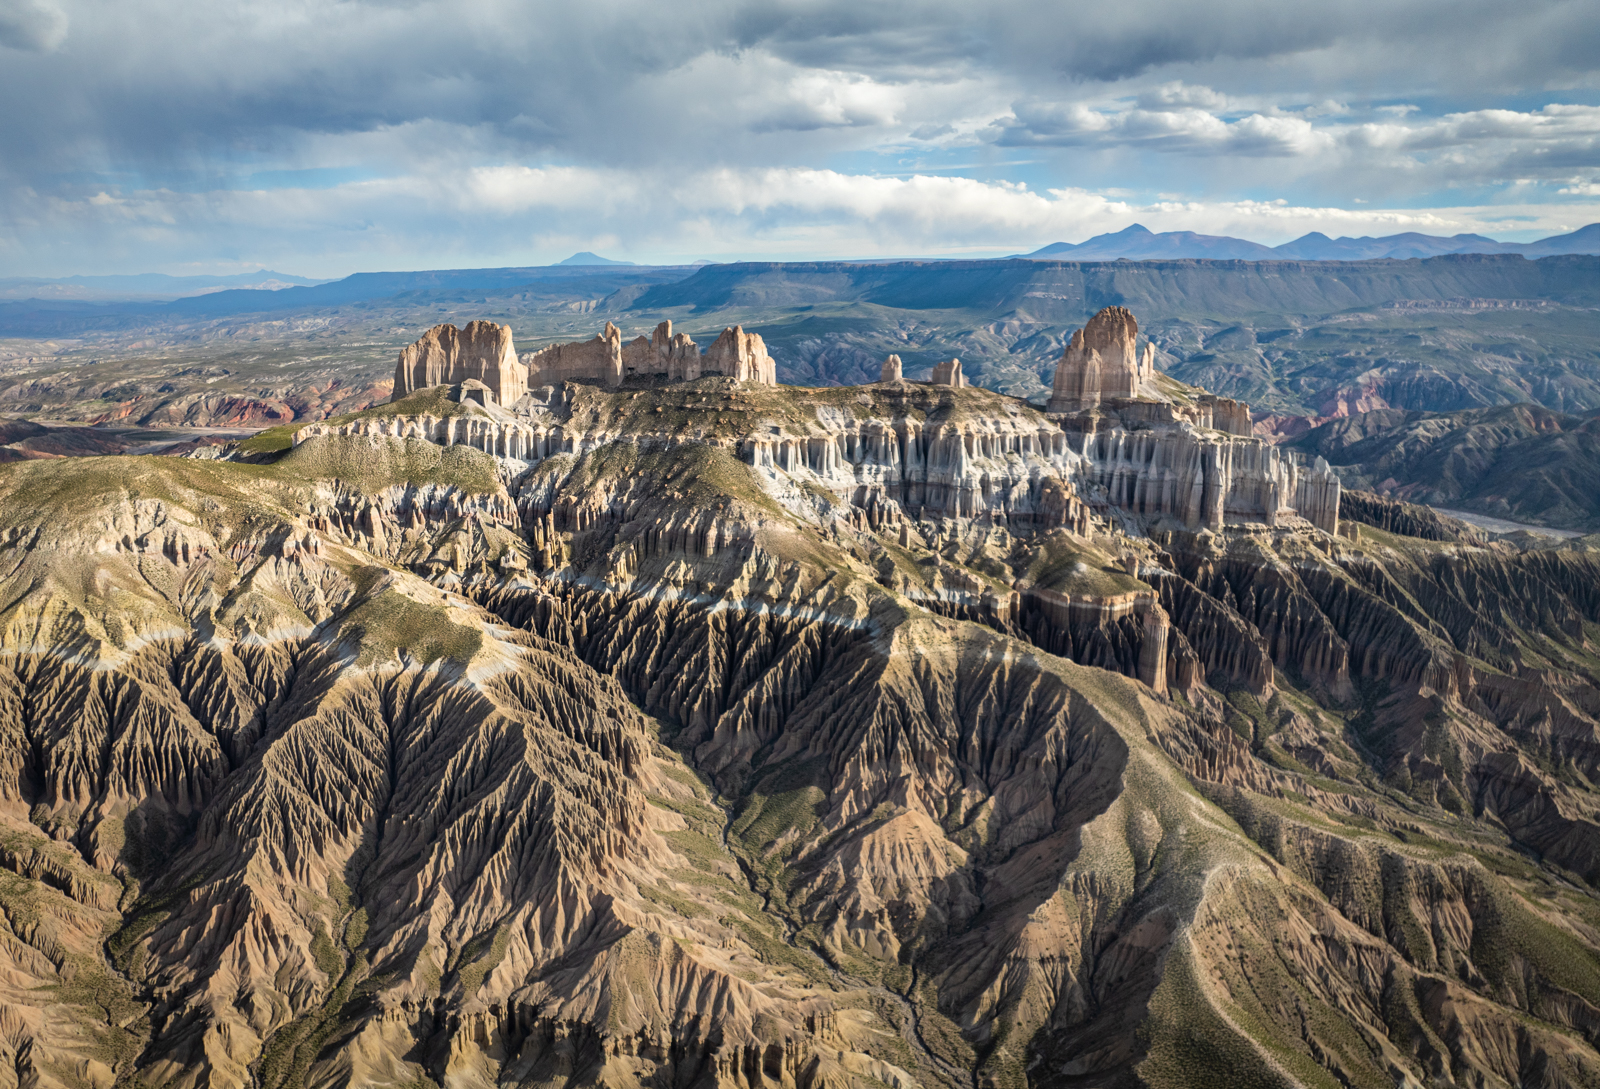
1047,306,1157,413
704,325,777,384
932,358,966,387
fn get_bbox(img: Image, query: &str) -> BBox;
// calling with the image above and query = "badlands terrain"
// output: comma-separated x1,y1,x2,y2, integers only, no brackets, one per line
3,253,1598,529
0,302,1599,1089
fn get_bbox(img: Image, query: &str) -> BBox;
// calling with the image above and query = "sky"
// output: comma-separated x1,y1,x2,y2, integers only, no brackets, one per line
2,0,1599,277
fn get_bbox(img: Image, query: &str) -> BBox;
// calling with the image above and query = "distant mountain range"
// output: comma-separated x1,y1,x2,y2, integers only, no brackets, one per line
0,269,327,302
1020,222,1600,262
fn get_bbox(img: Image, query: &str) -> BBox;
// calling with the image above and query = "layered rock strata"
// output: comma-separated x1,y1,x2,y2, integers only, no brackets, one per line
1060,403,1340,533
391,320,526,406
1046,307,1341,534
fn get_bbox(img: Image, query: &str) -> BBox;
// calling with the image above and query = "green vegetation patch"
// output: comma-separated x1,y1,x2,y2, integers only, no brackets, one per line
277,434,502,494
1021,531,1147,596
456,924,511,994
336,585,483,667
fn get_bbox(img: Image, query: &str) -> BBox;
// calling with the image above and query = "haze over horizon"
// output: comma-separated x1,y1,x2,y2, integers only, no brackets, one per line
3,0,1599,278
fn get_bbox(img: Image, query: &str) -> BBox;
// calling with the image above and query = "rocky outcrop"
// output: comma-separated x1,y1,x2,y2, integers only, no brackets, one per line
393,320,526,406
1047,305,1158,412
621,319,704,381
879,354,903,382
525,321,777,387
930,358,965,387
703,325,777,383
525,320,625,387
1041,305,1341,534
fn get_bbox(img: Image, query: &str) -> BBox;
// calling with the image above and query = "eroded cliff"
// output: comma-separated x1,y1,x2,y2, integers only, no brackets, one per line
0,368,1598,1089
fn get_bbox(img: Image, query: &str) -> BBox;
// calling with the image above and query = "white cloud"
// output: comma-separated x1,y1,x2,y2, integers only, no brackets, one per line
8,167,1597,276
1136,82,1231,112
750,71,904,132
997,95,1600,185
1001,92,1336,158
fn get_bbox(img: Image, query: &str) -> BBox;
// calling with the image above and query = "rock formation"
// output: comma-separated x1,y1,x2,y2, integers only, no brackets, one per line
1060,404,1341,533
879,354,903,382
703,324,776,383
623,318,703,380
1042,306,1341,534
931,357,965,386
524,320,777,387
4,306,1600,1089
524,319,625,387
392,320,527,406
1047,305,1158,412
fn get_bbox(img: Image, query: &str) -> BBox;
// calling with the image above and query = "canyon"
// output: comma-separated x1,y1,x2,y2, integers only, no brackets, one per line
0,306,1597,1089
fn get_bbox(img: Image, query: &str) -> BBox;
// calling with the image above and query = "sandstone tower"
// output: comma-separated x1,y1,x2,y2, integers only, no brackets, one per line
524,321,777,386
393,321,527,406
931,358,966,387
525,321,626,387
703,325,776,383
1047,306,1157,413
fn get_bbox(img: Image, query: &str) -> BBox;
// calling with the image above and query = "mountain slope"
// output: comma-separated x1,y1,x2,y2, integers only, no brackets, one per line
1,380,1600,1087
1284,403,1600,530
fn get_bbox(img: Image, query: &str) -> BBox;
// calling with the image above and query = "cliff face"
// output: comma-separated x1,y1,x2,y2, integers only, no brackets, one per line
1060,402,1341,534
2,371,1600,1089
392,320,526,406
1041,307,1341,536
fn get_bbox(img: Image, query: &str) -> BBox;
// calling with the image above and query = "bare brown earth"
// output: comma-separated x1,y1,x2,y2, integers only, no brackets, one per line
2,382,1600,1089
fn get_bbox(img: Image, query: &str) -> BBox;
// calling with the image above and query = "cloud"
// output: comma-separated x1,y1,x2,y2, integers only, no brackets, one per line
996,94,1600,184
7,166,1597,276
999,92,1337,158
747,71,904,133
0,0,66,51
0,0,1598,273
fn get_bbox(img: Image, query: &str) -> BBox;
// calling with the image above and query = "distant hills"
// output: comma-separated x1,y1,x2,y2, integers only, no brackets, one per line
1285,403,1600,531
1020,222,1600,262
5,251,1600,343
559,252,635,266
629,253,1600,317
0,269,326,302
